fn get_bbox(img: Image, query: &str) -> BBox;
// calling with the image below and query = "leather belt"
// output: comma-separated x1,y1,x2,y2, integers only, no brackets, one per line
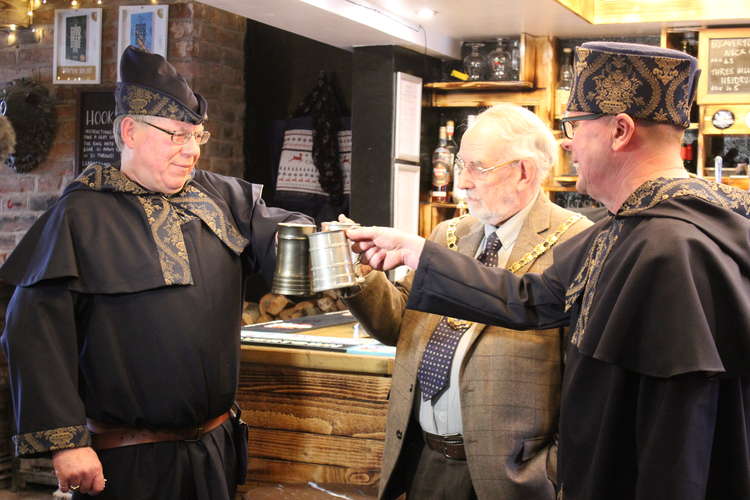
422,431,466,460
88,411,230,451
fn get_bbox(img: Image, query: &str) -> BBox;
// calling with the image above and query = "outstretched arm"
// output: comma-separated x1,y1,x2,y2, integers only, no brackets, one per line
347,226,425,271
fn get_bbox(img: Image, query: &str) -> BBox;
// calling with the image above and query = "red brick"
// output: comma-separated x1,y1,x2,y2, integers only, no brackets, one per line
170,3,194,20
173,40,194,60
37,174,63,193
0,234,16,251
29,193,58,211
33,159,74,177
171,62,194,80
169,20,193,41
0,215,38,233
0,195,27,211
0,176,35,193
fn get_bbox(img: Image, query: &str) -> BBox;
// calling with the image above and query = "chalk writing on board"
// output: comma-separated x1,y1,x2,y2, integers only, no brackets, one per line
708,37,750,94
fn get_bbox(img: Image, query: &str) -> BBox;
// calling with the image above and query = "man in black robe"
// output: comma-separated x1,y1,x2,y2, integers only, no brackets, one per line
0,46,310,499
347,42,750,500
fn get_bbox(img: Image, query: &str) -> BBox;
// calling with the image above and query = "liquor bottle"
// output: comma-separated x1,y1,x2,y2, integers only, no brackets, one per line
446,120,466,204
556,47,574,117
680,136,695,173
486,38,511,81
558,47,574,90
509,39,521,80
431,126,452,203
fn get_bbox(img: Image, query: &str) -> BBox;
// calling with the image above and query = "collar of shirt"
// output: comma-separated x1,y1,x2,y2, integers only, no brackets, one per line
477,191,538,257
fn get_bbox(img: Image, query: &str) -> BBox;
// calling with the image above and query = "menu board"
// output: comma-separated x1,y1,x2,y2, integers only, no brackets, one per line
707,37,750,95
699,29,750,105
76,89,119,174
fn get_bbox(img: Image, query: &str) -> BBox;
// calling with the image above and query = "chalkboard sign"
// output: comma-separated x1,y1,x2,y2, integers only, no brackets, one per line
75,89,119,174
707,38,750,94
698,28,750,105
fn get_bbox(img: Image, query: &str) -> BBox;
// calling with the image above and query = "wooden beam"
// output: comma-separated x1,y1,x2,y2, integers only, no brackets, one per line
0,0,27,28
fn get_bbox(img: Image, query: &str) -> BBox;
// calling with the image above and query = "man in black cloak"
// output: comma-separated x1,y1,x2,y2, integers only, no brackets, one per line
347,42,750,500
0,46,309,498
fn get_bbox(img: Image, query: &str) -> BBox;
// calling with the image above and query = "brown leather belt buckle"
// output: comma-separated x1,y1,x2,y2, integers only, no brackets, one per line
423,432,466,461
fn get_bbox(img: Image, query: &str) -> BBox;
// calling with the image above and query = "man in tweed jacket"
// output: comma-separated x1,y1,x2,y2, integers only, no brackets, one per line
343,104,591,499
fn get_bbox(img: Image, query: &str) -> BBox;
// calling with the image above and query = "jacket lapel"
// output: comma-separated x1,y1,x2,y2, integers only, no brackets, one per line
460,195,554,372
506,194,553,273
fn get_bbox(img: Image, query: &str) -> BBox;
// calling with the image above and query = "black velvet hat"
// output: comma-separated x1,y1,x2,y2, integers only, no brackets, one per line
114,46,207,124
566,42,700,128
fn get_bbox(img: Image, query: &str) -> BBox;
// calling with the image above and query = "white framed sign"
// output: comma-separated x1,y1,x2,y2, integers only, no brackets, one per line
117,4,169,80
394,72,422,162
53,8,102,84
392,162,420,234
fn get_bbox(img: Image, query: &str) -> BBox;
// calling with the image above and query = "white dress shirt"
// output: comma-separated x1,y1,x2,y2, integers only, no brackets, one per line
416,192,539,436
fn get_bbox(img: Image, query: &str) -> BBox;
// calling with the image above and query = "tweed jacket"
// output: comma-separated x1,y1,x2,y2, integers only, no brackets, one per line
344,194,592,500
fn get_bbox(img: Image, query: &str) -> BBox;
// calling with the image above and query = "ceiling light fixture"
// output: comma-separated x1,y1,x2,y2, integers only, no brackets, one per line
417,7,435,18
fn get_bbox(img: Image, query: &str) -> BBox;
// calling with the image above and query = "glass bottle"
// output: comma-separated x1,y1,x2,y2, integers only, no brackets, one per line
463,42,486,81
431,126,452,203
558,47,574,91
486,38,511,81
555,47,574,118
509,39,521,80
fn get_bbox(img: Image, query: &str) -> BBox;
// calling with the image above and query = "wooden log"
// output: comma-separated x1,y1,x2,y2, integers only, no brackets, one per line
316,295,337,313
242,302,260,325
256,313,274,324
259,293,291,317
290,300,319,317
278,308,303,320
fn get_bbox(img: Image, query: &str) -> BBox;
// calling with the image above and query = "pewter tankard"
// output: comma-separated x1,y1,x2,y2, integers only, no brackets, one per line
271,223,316,296
308,230,359,292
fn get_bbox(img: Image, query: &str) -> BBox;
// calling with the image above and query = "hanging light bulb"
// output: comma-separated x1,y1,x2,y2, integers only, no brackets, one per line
97,0,102,4
71,0,78,7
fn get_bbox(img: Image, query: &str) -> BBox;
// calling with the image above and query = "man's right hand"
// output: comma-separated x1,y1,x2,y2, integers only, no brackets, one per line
52,447,106,495
346,227,425,271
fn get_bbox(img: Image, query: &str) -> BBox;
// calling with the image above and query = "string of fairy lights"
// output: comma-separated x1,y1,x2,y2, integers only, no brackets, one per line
5,0,104,37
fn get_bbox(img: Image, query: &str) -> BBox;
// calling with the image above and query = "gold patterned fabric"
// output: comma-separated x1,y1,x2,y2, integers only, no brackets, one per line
13,425,90,455
115,83,205,124
565,177,750,346
115,46,207,124
75,164,249,285
567,42,699,128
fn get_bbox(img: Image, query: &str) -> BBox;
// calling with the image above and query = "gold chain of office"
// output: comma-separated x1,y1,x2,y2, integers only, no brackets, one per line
443,212,583,329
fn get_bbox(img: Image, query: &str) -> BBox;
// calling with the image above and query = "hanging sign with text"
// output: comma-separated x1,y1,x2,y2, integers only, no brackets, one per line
76,89,119,174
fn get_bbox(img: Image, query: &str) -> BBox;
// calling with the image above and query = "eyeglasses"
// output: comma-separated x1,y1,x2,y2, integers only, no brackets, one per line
559,113,607,139
455,155,519,177
141,121,211,146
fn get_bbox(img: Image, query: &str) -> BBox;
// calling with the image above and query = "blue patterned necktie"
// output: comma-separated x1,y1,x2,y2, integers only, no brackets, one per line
417,232,502,401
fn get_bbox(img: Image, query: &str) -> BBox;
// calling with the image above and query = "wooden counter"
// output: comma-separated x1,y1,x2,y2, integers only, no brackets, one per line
236,322,393,489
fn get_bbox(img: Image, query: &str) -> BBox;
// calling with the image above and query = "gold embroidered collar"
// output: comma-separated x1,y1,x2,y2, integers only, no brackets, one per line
565,176,750,347
75,164,249,286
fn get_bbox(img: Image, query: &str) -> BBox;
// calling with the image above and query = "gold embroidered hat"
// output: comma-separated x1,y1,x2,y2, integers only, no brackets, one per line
567,42,700,128
115,46,207,124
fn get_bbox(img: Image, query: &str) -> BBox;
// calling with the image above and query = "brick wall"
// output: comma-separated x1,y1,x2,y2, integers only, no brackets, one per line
0,0,246,264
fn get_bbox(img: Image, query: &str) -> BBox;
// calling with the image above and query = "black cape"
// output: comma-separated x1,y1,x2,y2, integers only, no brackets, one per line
0,168,309,499
406,178,750,500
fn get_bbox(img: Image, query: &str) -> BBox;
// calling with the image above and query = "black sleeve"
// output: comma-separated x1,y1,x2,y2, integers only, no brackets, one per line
1,281,91,457
634,372,719,500
406,240,570,331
